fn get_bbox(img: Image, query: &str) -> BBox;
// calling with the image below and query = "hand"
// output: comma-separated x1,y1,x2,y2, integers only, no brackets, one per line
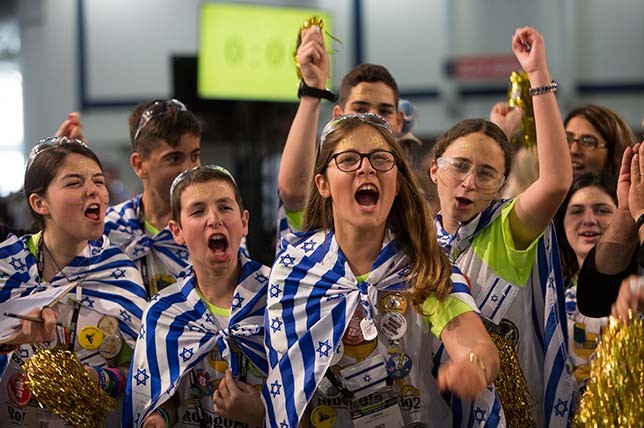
628,142,644,221
213,369,264,427
142,410,168,428
511,26,547,77
615,144,636,213
4,307,58,346
54,112,87,144
437,356,487,401
611,275,643,321
489,102,523,140
297,26,330,90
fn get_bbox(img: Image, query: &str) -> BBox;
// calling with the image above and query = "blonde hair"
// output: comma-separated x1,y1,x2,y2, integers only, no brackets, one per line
304,114,454,307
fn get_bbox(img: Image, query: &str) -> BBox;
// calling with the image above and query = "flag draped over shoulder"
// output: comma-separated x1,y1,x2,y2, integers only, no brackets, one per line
124,252,270,427
262,229,473,428
104,195,191,278
0,233,148,373
435,198,576,428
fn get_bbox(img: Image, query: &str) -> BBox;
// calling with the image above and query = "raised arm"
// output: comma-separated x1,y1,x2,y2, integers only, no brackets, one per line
278,26,330,211
509,27,572,249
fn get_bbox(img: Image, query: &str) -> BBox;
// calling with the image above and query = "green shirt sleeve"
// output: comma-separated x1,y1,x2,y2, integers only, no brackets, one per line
471,198,542,287
285,208,304,233
422,294,474,338
114,340,133,367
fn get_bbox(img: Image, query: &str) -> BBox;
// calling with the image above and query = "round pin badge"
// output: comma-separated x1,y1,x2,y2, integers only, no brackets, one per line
8,373,31,408
379,292,408,314
380,312,407,341
97,315,119,336
310,404,337,428
78,326,103,350
342,307,366,346
386,352,412,379
99,334,122,360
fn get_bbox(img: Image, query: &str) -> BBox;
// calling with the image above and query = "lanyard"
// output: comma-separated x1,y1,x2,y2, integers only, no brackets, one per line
137,204,156,298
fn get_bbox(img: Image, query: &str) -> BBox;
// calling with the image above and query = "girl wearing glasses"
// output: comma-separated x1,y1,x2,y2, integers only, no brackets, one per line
264,113,500,428
428,27,575,427
564,104,638,178
0,137,147,426
125,166,268,428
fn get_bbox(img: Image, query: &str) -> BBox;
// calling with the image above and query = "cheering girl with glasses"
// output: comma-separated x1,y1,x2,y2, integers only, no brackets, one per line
428,27,575,427
0,137,147,426
263,113,500,428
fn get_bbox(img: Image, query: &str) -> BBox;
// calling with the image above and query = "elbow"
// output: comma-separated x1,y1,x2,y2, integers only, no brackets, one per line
278,185,307,212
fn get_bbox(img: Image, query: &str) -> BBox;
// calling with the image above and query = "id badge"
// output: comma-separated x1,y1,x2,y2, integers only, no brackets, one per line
340,354,388,398
22,404,66,428
351,394,404,428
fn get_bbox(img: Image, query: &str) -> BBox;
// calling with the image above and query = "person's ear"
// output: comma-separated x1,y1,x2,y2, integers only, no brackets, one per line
332,105,344,119
315,173,331,198
391,110,404,135
130,152,147,179
240,210,249,237
29,193,49,216
429,160,439,184
168,219,184,246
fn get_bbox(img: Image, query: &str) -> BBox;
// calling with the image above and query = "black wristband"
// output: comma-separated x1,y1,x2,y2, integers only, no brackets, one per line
636,213,644,230
297,80,337,102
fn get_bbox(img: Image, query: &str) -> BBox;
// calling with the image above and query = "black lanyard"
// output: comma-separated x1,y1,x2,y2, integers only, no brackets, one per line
137,203,155,298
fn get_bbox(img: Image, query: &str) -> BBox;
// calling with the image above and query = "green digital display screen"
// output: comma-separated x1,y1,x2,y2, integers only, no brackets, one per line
198,3,333,101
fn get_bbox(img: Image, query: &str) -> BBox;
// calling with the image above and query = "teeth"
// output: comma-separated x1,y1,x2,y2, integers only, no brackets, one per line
358,184,377,192
209,234,224,241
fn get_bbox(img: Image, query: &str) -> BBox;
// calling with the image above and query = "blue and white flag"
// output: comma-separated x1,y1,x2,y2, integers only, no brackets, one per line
262,229,474,428
0,233,147,377
104,195,192,290
123,252,270,427
435,198,576,428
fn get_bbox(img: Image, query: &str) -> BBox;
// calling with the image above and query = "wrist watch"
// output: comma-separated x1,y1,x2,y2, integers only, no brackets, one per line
297,80,337,102
636,213,644,230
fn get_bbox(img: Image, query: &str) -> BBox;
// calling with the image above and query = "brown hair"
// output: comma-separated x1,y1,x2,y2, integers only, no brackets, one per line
304,114,454,307
429,118,514,178
338,64,400,109
170,166,244,225
24,140,103,230
129,99,201,158
564,104,637,176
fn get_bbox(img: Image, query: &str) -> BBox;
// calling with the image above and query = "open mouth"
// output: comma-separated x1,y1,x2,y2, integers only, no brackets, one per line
579,231,600,238
355,184,379,207
208,234,229,255
84,204,101,221
455,196,474,209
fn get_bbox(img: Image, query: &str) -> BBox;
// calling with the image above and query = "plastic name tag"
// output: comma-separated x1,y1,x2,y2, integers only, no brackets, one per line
351,394,404,428
340,354,388,398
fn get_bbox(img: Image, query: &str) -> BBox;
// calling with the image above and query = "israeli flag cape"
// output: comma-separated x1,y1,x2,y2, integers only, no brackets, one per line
435,198,576,428
263,229,476,428
0,233,147,378
123,251,270,427
104,194,191,277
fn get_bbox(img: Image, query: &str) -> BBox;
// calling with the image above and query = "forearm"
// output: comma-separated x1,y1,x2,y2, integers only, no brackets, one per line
278,97,322,211
595,208,638,274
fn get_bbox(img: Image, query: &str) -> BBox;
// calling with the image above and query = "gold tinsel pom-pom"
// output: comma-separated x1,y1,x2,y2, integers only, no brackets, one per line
23,347,117,427
489,332,536,428
507,71,536,150
573,315,644,427
294,17,325,79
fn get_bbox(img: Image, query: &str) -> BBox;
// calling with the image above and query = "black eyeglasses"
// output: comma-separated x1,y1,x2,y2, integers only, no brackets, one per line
27,136,88,170
566,133,607,151
329,150,397,173
132,99,187,148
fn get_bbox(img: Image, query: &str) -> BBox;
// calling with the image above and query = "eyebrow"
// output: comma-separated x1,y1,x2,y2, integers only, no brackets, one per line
350,100,396,110
185,196,235,208
61,172,104,180
452,156,498,172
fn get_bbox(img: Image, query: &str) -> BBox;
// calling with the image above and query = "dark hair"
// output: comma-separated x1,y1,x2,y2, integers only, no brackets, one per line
170,166,244,224
338,64,400,109
129,99,201,158
564,104,637,176
304,114,454,307
24,142,104,230
554,171,617,283
429,118,514,179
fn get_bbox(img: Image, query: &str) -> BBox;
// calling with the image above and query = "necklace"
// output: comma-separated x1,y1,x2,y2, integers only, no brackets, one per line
37,236,88,285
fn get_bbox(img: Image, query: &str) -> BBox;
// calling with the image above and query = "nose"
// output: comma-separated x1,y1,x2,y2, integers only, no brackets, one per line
460,170,477,190
568,139,582,155
207,210,224,227
581,209,598,225
356,155,376,175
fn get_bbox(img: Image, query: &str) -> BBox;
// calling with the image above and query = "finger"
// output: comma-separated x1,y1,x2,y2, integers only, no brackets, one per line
217,378,230,401
213,389,226,413
54,120,71,138
224,369,242,395
631,153,641,183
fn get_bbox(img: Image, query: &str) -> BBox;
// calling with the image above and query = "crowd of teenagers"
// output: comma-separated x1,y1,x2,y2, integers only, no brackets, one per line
0,25,642,428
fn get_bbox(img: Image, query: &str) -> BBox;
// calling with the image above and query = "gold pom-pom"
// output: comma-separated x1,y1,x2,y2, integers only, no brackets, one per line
573,314,644,427
23,347,117,427
489,332,536,428
507,71,536,150
294,17,326,79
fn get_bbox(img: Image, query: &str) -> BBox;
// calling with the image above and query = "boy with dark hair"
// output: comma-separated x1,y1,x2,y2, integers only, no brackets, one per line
277,26,403,238
104,99,202,297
